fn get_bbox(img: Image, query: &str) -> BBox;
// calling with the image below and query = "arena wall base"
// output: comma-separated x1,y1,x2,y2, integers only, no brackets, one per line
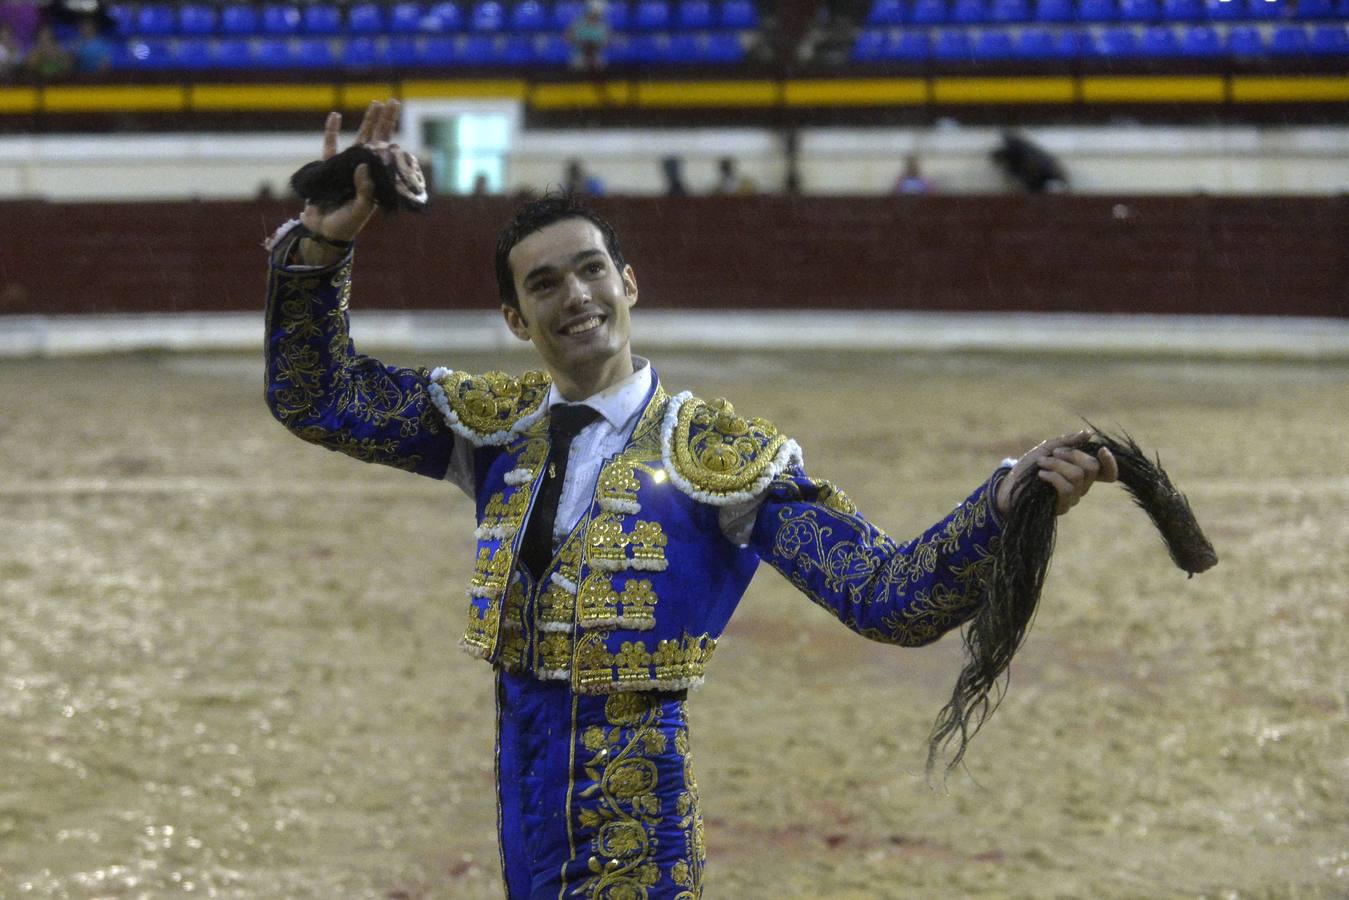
1,312,1344,362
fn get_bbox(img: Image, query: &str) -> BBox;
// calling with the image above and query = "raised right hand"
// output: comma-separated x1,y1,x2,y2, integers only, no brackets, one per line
296,99,400,264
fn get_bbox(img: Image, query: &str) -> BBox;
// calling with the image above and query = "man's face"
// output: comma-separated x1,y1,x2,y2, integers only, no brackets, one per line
502,218,638,389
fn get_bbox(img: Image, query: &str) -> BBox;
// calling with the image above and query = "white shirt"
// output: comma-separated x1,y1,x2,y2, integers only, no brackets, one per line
444,357,762,548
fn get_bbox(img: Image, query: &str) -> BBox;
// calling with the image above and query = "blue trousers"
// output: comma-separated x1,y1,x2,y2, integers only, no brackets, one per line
495,669,706,898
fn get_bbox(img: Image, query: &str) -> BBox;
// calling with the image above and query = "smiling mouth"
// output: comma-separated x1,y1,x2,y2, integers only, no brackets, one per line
561,315,605,336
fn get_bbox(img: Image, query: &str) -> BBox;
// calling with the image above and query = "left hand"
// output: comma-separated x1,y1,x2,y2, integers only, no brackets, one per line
996,430,1118,517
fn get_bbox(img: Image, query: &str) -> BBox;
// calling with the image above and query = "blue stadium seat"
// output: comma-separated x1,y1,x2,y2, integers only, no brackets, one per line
174,37,214,68
424,2,464,31
253,37,289,66
989,0,1032,21
1015,26,1057,54
389,2,423,33
1099,24,1142,53
705,30,743,60
1078,0,1118,22
135,4,176,36
1035,0,1073,21
1203,0,1241,20
261,5,302,35
1293,0,1334,18
853,28,888,59
220,5,259,35
537,33,571,63
215,37,253,66
461,32,497,61
512,0,549,31
347,3,384,34
1267,23,1309,51
416,34,454,61
635,0,672,30
554,1,583,28
470,1,506,30
304,5,341,35
1308,23,1348,52
1161,0,1201,17
178,5,217,36
606,32,634,62
122,37,174,68
1226,23,1261,52
107,4,135,37
607,2,632,30
973,28,1016,55
1245,0,1287,19
629,33,667,62
667,32,701,60
1178,21,1222,51
953,0,989,22
501,34,533,62
387,35,420,64
933,28,974,58
869,0,907,24
678,0,714,28
890,29,933,58
293,37,334,66
343,36,380,65
1139,23,1180,51
720,0,757,28
912,0,949,24
1119,0,1159,21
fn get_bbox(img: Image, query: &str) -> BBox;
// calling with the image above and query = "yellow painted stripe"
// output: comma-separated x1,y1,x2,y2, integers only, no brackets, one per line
43,85,184,112
1231,76,1349,103
530,82,634,109
934,77,1075,104
636,80,777,107
784,78,926,106
339,83,398,109
1081,76,1224,103
0,87,38,113
190,83,337,111
401,79,527,100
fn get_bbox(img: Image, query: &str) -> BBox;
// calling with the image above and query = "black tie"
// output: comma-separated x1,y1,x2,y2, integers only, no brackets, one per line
521,404,601,579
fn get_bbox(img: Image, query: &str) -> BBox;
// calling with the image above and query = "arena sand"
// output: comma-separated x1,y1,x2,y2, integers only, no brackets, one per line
1,349,1345,898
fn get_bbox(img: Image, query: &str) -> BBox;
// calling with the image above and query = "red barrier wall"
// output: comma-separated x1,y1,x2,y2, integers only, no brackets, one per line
1,195,1343,317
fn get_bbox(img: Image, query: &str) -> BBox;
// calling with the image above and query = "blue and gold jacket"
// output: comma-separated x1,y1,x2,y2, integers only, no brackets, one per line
264,237,1007,696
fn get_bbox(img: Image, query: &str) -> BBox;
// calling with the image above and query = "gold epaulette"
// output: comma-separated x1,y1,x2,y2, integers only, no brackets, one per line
428,368,552,446
661,392,802,505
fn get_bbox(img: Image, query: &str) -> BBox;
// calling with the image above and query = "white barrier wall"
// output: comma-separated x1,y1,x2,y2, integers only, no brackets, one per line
0,124,1346,199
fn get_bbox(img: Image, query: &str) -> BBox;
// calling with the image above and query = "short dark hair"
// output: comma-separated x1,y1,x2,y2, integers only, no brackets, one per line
494,192,626,312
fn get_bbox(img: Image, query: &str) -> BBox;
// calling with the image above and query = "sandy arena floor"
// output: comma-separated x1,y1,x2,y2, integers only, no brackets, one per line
2,348,1346,898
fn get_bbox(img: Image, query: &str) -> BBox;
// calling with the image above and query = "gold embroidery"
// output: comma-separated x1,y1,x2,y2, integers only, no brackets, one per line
597,462,642,511
497,580,528,672
573,694,665,899
436,369,551,439
469,546,513,599
672,724,704,898
586,515,669,572
537,631,573,678
578,576,659,630
573,633,717,693
267,262,444,472
670,396,789,496
461,596,500,656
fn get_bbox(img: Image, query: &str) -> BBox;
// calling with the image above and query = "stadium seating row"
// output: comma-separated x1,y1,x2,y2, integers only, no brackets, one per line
866,0,1349,25
108,0,759,38
110,29,748,69
853,21,1349,57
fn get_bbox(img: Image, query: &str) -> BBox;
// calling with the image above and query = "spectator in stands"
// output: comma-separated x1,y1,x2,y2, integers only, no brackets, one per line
472,172,491,196
23,24,70,79
567,0,610,72
992,132,1069,194
714,156,756,195
564,158,605,197
70,17,111,74
661,156,689,197
0,23,24,77
894,154,934,195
